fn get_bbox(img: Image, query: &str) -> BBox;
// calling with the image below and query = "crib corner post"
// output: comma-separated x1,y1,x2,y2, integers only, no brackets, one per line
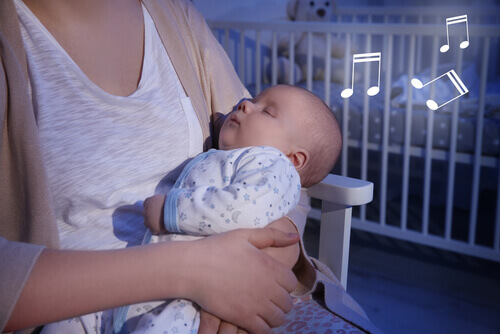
318,201,352,290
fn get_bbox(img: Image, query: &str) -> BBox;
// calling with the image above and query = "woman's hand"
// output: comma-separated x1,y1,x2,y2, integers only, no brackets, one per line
182,228,299,334
197,217,301,333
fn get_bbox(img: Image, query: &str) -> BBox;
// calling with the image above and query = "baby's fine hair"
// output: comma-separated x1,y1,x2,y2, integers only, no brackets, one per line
289,86,342,188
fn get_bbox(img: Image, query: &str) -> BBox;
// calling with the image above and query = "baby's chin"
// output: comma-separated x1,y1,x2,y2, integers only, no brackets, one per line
217,137,234,150
218,142,244,150
218,137,255,150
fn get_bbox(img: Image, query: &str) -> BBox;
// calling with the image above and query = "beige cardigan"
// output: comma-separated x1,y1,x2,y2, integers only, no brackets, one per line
0,1,380,333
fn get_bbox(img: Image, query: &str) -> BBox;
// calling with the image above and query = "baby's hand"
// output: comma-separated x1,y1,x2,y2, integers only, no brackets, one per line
143,194,167,234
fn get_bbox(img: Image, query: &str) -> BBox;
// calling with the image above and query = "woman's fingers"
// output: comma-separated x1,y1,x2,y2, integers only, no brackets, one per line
245,315,271,334
271,287,294,315
217,321,238,334
275,266,298,294
244,227,299,249
199,309,221,334
259,300,286,329
244,228,299,293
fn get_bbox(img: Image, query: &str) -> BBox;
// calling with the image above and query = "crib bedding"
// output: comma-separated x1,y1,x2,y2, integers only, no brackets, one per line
248,80,500,156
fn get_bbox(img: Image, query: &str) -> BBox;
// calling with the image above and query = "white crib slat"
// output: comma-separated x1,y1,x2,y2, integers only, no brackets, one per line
224,29,230,59
469,38,490,245
307,32,313,92
324,32,332,107
360,34,372,221
288,33,296,85
445,49,464,239
352,15,358,50
239,30,245,84
380,34,393,226
255,30,261,95
415,15,423,73
342,34,352,177
336,14,341,38
398,16,406,76
401,35,416,230
423,36,439,236
272,31,278,86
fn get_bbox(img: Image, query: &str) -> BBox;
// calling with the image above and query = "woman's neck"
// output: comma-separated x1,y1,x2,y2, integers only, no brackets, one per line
20,0,145,97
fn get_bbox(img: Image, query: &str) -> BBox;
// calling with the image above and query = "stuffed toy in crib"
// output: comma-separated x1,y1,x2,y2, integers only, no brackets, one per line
270,0,350,84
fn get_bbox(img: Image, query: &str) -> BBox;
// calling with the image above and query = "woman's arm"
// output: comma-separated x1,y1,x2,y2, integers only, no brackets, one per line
5,229,298,333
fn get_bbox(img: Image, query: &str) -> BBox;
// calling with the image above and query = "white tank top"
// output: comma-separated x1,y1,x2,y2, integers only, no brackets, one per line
15,0,204,250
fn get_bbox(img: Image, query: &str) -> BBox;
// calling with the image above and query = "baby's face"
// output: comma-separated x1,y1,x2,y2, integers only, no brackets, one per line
219,85,304,155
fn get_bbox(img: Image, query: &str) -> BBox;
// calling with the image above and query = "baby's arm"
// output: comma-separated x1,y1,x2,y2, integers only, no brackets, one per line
169,149,300,236
165,148,301,236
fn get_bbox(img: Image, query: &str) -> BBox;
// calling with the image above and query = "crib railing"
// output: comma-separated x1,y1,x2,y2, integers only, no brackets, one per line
334,6,500,24
333,7,500,76
207,19,500,263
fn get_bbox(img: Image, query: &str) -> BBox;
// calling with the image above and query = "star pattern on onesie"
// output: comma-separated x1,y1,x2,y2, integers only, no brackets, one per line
172,147,301,235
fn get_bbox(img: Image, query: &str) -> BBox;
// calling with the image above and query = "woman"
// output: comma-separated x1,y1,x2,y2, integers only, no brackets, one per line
0,0,379,333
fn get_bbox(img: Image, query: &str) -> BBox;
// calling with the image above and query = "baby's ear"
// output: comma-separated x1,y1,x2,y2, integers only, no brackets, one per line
287,149,308,172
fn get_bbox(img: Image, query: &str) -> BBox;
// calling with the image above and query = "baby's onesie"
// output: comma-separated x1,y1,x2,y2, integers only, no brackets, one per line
164,146,302,235
114,146,302,333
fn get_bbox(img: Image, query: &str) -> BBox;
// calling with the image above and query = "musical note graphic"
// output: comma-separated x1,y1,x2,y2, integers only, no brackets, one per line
440,15,469,53
341,52,381,99
411,69,468,110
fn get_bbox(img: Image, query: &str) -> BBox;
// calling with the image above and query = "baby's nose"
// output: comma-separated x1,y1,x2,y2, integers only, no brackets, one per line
238,100,254,114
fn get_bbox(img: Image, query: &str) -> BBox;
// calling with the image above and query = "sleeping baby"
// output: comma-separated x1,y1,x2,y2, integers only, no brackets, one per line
128,84,343,334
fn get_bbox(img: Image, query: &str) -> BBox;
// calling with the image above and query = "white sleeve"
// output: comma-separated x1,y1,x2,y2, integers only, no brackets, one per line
164,148,301,236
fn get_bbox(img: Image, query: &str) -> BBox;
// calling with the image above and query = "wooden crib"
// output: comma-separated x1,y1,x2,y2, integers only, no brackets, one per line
208,5,500,264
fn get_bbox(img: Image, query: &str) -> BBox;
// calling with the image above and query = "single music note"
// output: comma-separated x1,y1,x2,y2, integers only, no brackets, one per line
440,15,469,53
341,52,381,99
411,69,468,110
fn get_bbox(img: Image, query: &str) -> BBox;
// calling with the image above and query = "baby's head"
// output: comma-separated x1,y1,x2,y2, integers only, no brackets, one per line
219,85,341,188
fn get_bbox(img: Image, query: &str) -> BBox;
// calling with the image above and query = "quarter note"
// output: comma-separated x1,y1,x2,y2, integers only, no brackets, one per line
341,52,381,99
411,69,468,110
440,15,469,53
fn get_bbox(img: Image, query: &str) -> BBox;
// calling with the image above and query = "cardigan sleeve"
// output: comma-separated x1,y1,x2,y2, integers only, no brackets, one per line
0,237,45,332
0,3,59,331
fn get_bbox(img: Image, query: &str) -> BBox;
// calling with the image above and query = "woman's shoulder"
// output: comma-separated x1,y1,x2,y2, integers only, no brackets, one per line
146,0,205,24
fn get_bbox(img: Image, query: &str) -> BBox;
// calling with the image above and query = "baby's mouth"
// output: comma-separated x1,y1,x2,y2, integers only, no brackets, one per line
228,114,240,125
